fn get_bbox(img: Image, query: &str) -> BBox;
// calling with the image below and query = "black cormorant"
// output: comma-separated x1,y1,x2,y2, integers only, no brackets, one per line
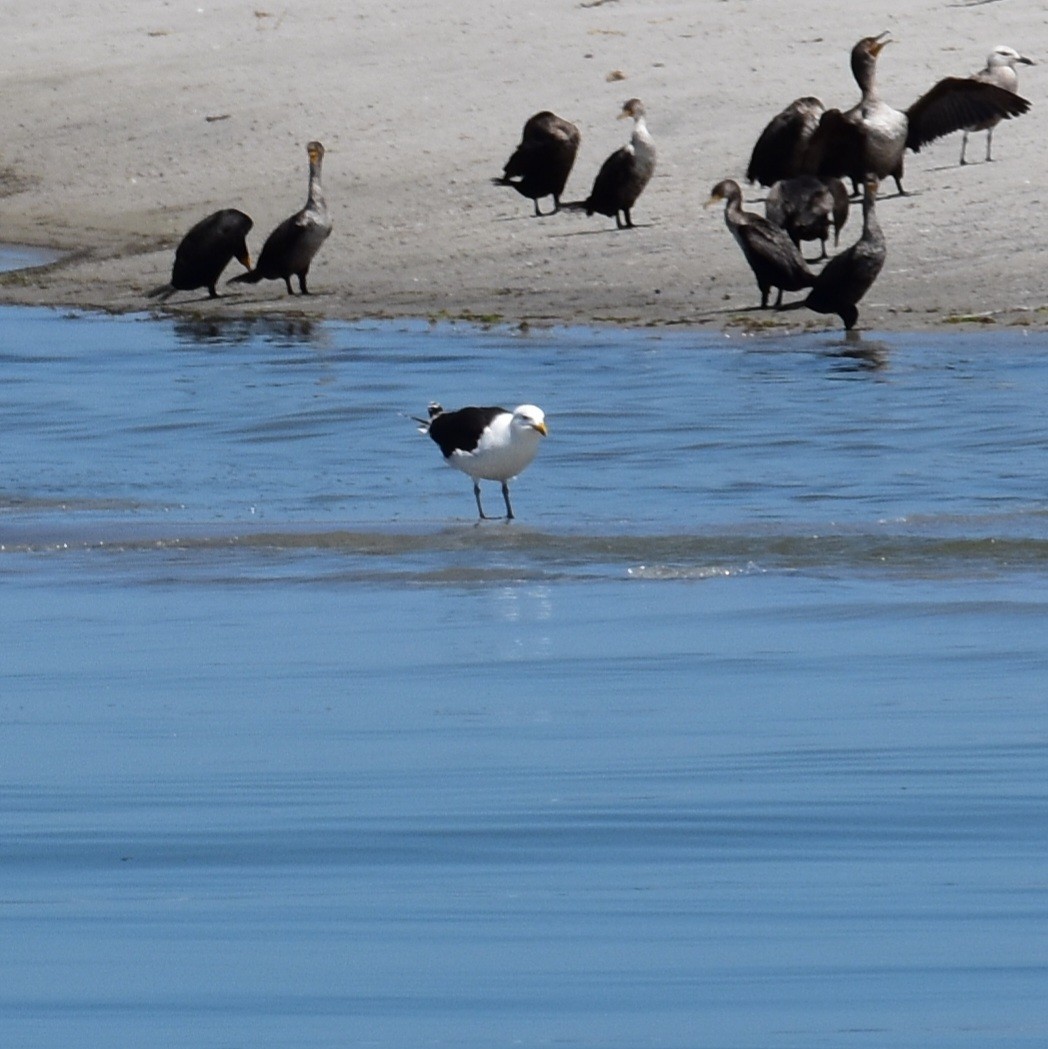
707,178,815,309
805,33,1031,194
148,209,252,300
804,178,885,330
493,111,581,215
765,175,850,260
746,97,825,187
229,140,331,295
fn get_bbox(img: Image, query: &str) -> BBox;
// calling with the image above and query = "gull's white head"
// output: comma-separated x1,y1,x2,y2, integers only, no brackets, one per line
988,45,1034,70
511,405,548,437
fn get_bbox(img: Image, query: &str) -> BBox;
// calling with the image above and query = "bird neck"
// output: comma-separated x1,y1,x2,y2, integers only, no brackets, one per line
861,191,881,240
307,161,325,209
630,117,655,160
852,54,880,102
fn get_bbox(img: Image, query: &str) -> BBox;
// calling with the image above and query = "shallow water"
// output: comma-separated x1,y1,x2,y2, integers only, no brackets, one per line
2,307,1046,1048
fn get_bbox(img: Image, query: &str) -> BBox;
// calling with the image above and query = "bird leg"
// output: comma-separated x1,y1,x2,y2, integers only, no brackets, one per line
473,480,488,520
298,273,311,294
960,129,971,165
501,482,515,520
283,276,294,294
985,127,995,163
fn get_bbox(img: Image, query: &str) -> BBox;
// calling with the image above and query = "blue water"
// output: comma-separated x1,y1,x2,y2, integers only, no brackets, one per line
1,307,1046,1048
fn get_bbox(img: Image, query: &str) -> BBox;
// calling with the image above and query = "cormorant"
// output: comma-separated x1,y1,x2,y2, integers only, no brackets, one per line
229,141,331,295
765,175,850,260
804,177,885,330
960,46,1034,164
415,403,548,521
147,209,252,300
746,97,825,187
707,178,815,309
805,33,1031,194
582,98,656,229
493,111,581,215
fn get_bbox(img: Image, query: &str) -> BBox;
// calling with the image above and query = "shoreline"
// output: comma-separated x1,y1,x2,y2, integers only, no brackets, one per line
1,1,1044,335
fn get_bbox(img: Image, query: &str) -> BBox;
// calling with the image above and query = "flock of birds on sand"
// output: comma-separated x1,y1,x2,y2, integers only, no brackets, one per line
146,35,1033,521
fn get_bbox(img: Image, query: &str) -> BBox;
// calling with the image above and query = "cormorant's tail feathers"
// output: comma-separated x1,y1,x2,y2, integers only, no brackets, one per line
227,270,264,285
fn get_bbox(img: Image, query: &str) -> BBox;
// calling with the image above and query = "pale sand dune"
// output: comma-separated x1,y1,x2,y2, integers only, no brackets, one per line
0,0,1044,330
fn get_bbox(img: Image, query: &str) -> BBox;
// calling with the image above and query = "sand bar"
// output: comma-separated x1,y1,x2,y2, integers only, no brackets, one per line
0,0,1044,332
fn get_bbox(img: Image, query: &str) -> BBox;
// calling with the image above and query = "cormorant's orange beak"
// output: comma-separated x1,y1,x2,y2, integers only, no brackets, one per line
237,251,252,269
870,31,891,56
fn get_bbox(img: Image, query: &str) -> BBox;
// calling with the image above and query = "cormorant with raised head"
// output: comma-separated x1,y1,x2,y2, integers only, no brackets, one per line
805,33,1031,194
148,209,252,300
229,141,331,295
582,98,656,229
707,178,816,308
804,177,885,330
493,111,580,215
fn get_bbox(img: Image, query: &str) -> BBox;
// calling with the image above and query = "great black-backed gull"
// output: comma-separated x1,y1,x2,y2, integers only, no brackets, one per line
416,403,548,520
148,209,253,300
229,141,331,295
493,111,581,216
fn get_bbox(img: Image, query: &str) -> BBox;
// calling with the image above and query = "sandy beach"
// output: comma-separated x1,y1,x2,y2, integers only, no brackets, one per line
0,0,1044,331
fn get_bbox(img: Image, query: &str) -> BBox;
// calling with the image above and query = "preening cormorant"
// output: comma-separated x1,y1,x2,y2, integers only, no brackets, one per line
582,98,656,229
960,46,1034,164
707,178,816,309
147,208,252,300
804,177,885,330
765,175,850,260
493,111,581,215
805,33,1032,194
229,140,331,295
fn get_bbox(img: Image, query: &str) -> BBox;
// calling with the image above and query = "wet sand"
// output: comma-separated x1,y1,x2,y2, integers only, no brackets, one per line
0,0,1044,331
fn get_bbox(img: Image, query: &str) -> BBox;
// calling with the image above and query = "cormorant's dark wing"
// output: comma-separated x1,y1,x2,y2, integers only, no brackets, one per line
746,98,824,186
805,109,867,182
587,146,633,212
906,77,1031,152
738,217,815,283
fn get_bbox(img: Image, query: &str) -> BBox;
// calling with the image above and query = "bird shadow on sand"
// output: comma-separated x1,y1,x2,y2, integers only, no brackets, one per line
546,223,656,238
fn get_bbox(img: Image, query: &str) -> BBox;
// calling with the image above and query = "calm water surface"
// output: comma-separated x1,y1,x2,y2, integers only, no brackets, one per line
1,307,1046,1048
